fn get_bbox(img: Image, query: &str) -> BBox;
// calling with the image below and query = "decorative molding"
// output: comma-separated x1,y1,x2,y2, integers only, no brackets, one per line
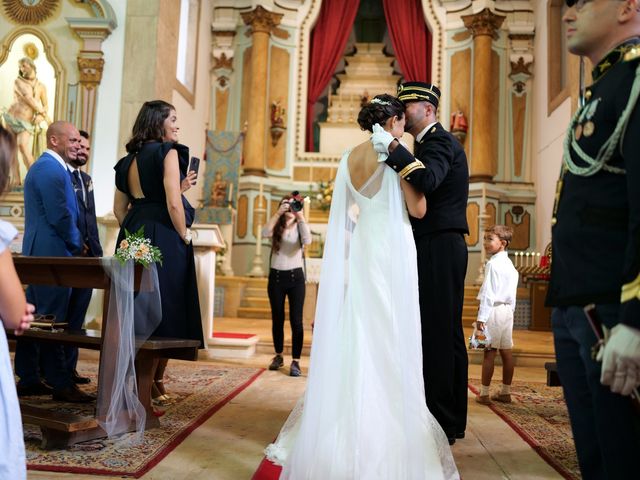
214,52,233,70
509,56,533,94
2,0,59,25
461,8,506,40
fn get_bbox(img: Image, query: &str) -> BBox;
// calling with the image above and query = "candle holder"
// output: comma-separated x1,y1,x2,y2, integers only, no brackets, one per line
513,244,552,282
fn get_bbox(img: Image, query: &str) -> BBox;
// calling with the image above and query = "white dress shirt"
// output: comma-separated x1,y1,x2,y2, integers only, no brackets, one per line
45,149,67,170
477,250,519,322
415,121,437,143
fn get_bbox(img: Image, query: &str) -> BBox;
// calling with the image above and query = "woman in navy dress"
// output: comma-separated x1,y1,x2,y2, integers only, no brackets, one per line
113,100,203,403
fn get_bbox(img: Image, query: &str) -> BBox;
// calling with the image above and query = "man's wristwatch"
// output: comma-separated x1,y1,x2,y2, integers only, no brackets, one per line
183,228,193,244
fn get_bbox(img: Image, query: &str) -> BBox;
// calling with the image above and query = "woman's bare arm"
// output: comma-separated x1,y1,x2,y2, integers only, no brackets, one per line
163,149,187,238
113,189,130,226
0,249,27,329
400,178,427,219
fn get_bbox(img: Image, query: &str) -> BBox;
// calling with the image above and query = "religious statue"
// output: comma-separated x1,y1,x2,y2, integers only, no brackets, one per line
1,56,50,185
210,171,228,207
270,100,285,127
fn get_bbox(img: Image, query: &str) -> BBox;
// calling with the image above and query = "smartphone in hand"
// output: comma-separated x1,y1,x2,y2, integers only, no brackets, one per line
188,157,200,177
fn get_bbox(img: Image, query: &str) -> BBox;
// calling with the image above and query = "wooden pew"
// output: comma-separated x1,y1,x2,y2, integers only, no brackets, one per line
10,256,201,449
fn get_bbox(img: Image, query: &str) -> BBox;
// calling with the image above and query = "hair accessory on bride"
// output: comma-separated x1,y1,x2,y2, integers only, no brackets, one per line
371,98,391,106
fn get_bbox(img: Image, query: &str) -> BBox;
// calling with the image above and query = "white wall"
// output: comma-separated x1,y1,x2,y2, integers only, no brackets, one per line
91,0,128,217
171,1,212,209
531,1,571,251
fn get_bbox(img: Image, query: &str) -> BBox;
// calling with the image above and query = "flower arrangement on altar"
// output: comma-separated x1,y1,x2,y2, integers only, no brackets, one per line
314,179,334,211
115,227,163,267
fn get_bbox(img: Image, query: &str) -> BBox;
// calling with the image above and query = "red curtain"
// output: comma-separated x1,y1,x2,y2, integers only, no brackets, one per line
306,0,360,152
382,0,432,83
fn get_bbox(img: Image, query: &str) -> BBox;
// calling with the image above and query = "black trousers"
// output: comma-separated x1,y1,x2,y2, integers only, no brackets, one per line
553,305,640,479
416,231,468,438
64,287,93,372
267,268,305,359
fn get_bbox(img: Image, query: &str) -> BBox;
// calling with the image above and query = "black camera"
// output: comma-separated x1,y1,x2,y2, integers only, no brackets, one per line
289,191,304,212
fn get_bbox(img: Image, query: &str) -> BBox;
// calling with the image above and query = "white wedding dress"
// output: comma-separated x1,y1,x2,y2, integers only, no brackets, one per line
265,151,459,480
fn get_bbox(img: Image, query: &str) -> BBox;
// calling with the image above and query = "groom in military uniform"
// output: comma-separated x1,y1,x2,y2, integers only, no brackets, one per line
546,1,640,478
371,81,470,445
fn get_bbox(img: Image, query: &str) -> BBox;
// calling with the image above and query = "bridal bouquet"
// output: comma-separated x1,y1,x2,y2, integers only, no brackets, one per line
115,227,163,267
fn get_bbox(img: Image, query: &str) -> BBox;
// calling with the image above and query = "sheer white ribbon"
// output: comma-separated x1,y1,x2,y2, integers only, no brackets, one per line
97,258,162,441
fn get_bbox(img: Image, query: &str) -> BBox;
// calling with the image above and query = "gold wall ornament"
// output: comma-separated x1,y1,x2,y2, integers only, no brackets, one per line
77,56,104,85
22,41,39,59
3,0,60,25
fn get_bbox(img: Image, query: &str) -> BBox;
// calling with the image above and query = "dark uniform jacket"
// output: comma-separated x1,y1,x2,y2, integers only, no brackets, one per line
385,122,469,237
546,39,640,329
71,170,103,257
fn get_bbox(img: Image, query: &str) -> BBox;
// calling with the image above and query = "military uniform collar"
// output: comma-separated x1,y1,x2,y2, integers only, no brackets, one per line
416,121,438,144
592,37,640,83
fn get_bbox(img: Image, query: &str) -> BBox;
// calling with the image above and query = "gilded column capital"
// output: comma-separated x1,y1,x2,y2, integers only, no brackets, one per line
78,55,104,86
462,8,506,40
241,5,283,36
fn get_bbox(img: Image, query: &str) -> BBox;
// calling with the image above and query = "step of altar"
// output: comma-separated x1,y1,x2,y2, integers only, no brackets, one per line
212,317,555,368
208,332,260,359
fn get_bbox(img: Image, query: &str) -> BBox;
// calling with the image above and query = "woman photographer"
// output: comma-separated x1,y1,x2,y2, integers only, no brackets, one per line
262,193,311,377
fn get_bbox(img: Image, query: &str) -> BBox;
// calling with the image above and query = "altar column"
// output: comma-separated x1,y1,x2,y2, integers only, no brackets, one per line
462,8,505,182
240,6,283,176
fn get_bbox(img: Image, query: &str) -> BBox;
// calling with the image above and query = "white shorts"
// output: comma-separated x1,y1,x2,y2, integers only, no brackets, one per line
485,304,514,350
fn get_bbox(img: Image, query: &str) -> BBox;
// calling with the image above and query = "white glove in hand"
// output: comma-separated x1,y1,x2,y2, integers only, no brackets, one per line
370,123,395,160
600,323,640,396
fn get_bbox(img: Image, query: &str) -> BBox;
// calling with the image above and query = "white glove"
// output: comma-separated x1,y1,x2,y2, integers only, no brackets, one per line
600,323,640,396
370,123,395,159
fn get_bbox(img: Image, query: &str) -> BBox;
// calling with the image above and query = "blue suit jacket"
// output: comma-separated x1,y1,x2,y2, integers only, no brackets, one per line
22,152,82,257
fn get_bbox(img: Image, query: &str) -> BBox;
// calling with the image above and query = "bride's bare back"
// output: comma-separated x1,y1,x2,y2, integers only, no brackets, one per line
347,141,381,191
347,139,426,218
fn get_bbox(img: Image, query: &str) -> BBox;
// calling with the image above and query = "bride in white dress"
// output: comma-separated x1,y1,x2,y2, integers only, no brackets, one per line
265,94,459,480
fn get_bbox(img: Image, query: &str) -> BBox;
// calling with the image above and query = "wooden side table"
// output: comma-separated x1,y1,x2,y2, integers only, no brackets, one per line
529,279,552,331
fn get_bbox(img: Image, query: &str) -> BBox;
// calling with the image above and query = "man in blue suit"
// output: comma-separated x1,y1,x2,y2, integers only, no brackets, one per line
64,130,103,384
16,121,95,402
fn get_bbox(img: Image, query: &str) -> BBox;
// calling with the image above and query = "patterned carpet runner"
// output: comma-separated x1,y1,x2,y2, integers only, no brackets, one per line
23,360,263,478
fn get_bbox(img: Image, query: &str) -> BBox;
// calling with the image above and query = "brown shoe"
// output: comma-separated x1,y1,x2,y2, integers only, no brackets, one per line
491,393,512,403
17,381,53,397
475,394,492,405
52,385,96,403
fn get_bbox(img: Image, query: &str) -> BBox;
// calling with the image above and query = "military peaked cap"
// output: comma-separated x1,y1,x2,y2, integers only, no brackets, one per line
396,82,441,108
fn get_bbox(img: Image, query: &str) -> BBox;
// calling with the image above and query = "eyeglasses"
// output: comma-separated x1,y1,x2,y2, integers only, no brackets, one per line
573,0,625,12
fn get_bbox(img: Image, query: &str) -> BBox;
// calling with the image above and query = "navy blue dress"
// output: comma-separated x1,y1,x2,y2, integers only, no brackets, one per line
114,142,203,346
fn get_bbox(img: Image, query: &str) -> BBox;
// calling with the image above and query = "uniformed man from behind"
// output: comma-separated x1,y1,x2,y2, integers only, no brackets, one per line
547,1,640,478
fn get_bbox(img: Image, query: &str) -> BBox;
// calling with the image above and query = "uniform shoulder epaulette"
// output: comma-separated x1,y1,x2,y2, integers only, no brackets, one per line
623,46,640,62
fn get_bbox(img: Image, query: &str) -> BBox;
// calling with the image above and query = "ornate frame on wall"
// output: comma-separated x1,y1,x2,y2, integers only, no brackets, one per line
0,27,66,123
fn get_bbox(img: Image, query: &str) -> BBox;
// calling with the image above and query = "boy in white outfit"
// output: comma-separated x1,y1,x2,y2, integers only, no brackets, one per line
475,225,519,405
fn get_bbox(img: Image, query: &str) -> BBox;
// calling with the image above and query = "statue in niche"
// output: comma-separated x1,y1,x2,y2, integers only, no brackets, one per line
1,55,50,186
210,171,228,207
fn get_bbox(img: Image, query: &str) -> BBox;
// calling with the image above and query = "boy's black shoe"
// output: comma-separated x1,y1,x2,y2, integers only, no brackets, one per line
290,360,301,377
268,354,284,370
